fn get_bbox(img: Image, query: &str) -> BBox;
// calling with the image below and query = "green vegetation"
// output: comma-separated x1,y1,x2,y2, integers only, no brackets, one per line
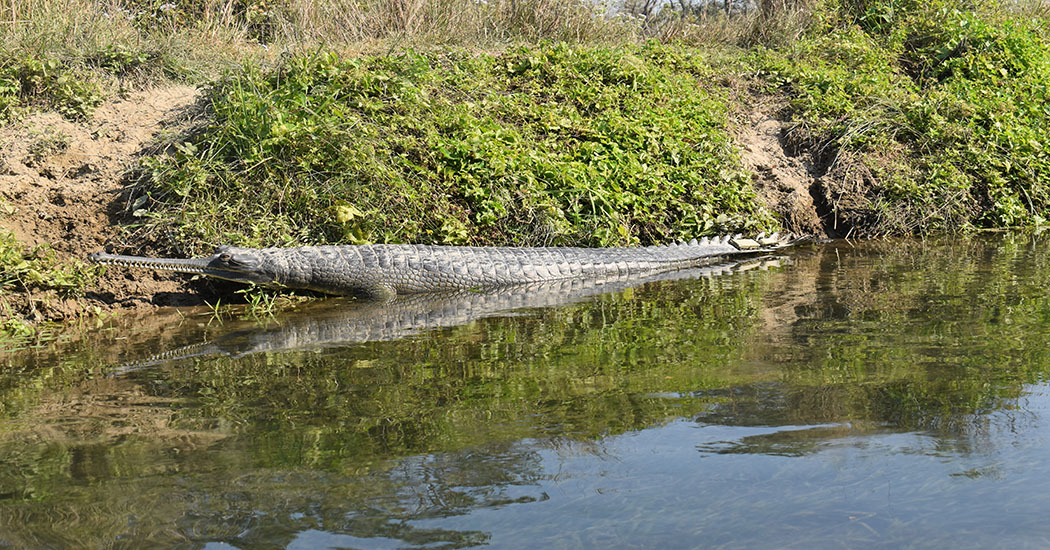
0,229,98,338
0,55,104,120
119,0,1050,250
139,44,774,250
750,0,1050,233
0,229,95,296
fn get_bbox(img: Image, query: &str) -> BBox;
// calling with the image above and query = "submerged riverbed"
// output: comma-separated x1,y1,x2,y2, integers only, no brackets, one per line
3,233,1050,549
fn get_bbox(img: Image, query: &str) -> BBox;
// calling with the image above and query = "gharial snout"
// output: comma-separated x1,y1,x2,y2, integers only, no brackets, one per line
88,248,275,286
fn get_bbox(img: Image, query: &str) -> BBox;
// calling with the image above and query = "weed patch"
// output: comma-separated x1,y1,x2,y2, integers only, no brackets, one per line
751,2,1050,233
137,43,776,251
0,55,104,121
0,231,95,298
0,230,99,332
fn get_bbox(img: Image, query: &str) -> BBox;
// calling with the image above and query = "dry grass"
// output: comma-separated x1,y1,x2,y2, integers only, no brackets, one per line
639,0,818,47
270,0,640,45
0,0,641,71
0,0,828,77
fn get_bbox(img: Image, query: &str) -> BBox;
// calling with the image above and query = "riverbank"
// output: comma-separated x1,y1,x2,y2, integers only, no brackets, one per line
2,0,1049,334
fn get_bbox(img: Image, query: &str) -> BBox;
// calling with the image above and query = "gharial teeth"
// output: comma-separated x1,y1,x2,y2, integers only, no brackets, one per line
97,259,206,273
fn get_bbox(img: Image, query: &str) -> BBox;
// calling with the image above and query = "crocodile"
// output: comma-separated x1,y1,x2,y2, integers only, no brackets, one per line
88,233,799,299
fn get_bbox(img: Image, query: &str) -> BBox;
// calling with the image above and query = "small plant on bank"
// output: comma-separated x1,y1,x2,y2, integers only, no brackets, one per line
0,56,104,121
26,129,70,166
0,231,95,298
200,287,312,322
0,230,99,334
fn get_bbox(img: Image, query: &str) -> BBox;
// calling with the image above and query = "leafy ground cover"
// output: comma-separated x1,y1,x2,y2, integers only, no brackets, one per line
136,43,775,251
0,229,98,339
750,0,1050,233
0,56,105,121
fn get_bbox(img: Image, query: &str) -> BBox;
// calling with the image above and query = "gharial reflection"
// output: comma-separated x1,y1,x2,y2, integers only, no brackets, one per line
2,233,1050,549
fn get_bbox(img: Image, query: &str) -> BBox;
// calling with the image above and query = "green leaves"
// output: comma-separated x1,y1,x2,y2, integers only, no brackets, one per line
142,44,774,252
0,55,103,121
752,4,1050,233
0,230,97,299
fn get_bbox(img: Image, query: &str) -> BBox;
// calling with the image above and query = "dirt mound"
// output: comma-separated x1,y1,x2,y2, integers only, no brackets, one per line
735,95,828,237
0,85,209,321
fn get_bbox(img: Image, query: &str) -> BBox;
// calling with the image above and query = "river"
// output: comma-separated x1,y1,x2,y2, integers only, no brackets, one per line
2,233,1050,549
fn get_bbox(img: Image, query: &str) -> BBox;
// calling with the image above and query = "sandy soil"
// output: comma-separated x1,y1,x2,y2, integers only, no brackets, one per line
734,94,828,237
0,85,212,322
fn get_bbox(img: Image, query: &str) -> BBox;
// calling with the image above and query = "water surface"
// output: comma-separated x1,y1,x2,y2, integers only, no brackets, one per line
3,234,1050,549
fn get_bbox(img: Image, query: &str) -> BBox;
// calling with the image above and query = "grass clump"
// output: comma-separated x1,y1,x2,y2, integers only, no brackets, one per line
138,43,775,251
750,0,1050,234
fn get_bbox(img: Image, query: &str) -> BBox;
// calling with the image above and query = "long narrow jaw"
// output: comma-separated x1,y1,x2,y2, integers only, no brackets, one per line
88,248,275,286
89,252,215,274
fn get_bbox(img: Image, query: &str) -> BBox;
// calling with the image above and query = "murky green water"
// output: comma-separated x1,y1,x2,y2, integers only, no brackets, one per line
4,234,1050,549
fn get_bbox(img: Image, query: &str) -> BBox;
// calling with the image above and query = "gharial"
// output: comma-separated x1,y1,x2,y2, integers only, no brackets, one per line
88,233,801,299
